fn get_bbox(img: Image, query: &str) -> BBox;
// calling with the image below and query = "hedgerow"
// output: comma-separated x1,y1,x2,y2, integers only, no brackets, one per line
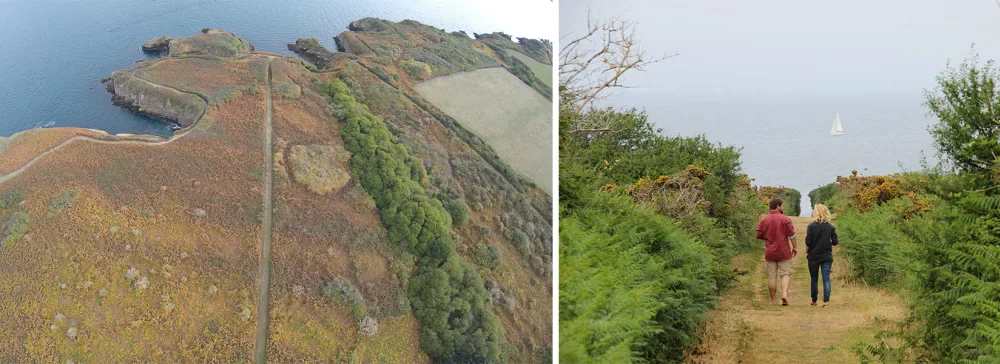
560,186,718,362
319,79,506,363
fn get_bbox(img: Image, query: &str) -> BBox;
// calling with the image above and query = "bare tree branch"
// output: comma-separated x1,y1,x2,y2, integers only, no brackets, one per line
559,10,677,135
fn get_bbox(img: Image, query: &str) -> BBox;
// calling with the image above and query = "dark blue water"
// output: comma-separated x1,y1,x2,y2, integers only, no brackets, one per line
0,0,555,137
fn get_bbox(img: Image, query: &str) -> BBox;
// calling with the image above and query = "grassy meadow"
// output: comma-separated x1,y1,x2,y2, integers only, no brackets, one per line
414,68,553,192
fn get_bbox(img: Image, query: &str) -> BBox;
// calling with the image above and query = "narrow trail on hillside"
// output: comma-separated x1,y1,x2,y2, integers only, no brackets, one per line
0,66,211,187
690,216,908,363
253,56,275,364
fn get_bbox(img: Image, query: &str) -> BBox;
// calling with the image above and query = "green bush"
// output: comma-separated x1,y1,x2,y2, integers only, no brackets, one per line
49,191,78,212
398,58,431,81
1,211,30,247
442,198,471,226
808,183,838,208
319,79,505,363
370,65,400,86
324,278,367,320
560,189,718,362
0,190,25,209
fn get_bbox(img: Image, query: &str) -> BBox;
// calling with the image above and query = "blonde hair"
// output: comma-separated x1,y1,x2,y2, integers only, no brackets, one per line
813,204,831,223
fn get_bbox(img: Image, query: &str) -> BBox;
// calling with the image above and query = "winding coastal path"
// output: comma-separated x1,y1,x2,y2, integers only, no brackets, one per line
0,69,209,187
253,56,275,363
689,216,908,363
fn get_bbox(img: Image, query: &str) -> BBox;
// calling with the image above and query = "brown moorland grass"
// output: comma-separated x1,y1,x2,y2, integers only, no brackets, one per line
138,57,258,105
689,216,908,363
0,129,95,175
0,88,266,362
264,57,417,361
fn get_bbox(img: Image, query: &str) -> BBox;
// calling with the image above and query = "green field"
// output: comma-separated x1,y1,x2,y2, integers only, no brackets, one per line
509,51,552,87
414,67,553,192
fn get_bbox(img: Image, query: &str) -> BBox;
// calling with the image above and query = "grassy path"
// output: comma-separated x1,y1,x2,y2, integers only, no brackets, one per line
690,216,907,363
253,57,275,363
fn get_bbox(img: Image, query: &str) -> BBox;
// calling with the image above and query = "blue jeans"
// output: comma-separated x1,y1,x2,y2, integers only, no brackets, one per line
809,259,832,303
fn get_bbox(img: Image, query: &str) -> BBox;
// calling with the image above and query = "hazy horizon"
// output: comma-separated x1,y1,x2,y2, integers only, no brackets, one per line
561,1,1000,97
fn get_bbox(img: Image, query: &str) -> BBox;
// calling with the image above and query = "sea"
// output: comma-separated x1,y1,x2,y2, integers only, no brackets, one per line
606,91,939,216
0,0,555,138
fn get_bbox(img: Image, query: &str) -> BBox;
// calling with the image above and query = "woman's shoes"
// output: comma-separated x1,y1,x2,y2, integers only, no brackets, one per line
810,302,817,306
822,302,829,307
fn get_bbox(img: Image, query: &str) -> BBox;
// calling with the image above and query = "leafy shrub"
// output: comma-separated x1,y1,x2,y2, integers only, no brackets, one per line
370,65,400,86
924,49,1000,179
758,186,801,216
513,230,530,255
325,278,367,320
49,191,78,212
474,243,503,271
808,183,838,208
398,58,431,80
0,190,25,209
1,211,30,247
319,79,505,363
442,198,471,226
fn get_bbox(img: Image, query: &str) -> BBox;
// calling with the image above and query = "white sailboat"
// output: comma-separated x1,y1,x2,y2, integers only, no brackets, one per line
830,113,846,136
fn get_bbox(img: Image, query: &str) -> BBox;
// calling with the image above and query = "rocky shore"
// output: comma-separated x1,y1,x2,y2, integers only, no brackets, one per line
141,36,172,52
286,38,334,69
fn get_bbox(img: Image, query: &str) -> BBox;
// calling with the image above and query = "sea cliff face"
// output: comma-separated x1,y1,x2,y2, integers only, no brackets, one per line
106,68,205,128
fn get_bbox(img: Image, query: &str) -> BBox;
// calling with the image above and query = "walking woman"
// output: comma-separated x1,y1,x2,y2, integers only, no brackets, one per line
805,204,838,307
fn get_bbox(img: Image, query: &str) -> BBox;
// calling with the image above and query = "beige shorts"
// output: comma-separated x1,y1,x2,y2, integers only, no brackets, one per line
765,259,793,278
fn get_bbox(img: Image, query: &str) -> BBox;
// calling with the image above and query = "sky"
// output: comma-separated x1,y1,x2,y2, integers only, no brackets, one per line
560,0,1000,96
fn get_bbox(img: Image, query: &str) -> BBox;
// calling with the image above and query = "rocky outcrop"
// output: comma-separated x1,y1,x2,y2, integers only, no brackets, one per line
334,32,372,55
287,38,334,69
141,36,172,52
347,17,395,33
105,69,205,128
168,29,254,58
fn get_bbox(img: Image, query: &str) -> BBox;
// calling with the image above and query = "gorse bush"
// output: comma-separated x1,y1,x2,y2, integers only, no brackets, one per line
758,186,801,216
319,79,506,363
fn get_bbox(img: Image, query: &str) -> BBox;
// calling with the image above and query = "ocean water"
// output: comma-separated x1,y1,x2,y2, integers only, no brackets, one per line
607,91,938,216
0,0,554,137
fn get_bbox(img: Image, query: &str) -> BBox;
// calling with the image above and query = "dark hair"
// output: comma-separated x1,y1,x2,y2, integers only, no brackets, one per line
769,198,783,210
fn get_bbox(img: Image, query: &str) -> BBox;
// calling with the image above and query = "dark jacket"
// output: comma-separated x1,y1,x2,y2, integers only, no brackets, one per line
805,221,838,263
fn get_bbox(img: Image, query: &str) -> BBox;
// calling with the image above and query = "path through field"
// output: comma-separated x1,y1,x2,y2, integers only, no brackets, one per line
253,57,275,363
690,216,908,363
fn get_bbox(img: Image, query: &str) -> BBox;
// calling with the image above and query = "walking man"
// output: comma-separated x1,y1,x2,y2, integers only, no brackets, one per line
756,198,798,306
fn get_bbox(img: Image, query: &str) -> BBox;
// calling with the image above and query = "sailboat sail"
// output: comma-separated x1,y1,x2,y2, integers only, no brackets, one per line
830,113,845,135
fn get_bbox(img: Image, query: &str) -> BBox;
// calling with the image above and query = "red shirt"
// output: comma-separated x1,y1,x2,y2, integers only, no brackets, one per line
756,210,796,261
